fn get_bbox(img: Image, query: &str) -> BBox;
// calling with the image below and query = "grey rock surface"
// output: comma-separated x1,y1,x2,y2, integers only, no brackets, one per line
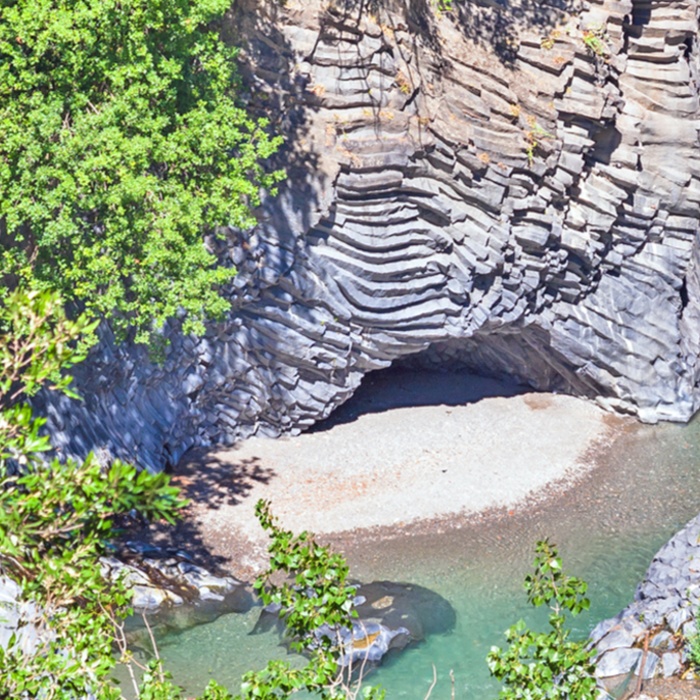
336,619,411,666
592,512,700,688
100,543,251,613
34,0,700,471
0,575,45,656
595,647,643,679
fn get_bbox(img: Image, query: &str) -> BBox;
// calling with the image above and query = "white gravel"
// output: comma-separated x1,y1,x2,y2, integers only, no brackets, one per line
187,372,617,555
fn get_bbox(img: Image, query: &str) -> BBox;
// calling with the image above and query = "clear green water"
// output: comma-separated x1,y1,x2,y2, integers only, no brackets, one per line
143,412,700,699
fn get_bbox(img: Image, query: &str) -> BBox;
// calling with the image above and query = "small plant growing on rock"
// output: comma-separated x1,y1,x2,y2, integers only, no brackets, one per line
684,618,700,672
540,29,561,50
395,71,412,95
524,116,555,165
487,539,597,700
251,499,385,700
433,0,454,12
582,25,609,57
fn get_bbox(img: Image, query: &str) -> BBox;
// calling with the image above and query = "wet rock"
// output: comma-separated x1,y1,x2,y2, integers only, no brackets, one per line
100,543,251,614
353,581,457,641
325,619,411,666
131,585,178,610
253,579,455,668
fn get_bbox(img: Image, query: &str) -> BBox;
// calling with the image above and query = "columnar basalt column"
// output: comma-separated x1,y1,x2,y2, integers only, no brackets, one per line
38,0,700,471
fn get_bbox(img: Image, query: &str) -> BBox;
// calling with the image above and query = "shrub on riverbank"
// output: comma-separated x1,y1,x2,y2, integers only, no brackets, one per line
0,288,188,698
487,539,597,700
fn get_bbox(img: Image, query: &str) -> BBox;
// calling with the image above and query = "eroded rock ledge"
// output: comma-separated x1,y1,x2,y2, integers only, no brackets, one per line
38,0,700,471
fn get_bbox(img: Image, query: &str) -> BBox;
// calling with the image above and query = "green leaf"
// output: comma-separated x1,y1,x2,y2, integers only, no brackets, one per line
0,0,283,347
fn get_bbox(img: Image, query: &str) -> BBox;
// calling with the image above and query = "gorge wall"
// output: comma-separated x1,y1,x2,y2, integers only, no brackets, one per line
38,0,700,471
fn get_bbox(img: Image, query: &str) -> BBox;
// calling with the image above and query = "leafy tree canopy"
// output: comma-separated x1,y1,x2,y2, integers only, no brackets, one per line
0,0,283,344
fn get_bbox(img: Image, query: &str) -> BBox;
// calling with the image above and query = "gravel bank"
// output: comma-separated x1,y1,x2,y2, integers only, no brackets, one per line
157,371,623,577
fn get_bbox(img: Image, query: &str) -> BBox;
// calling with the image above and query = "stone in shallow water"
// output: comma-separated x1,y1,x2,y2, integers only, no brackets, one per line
252,579,456,667
334,620,411,666
352,580,457,641
132,585,178,610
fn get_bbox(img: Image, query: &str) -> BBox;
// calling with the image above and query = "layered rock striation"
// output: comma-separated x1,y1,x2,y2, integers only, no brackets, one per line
38,0,700,470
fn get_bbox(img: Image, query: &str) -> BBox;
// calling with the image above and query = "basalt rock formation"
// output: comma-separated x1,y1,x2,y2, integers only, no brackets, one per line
591,511,700,688
39,0,700,471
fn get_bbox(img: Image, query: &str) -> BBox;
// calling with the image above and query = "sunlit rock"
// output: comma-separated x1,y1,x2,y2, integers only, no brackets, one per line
38,0,700,471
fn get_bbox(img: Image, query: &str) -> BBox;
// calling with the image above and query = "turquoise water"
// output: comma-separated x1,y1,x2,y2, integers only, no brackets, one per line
144,414,700,699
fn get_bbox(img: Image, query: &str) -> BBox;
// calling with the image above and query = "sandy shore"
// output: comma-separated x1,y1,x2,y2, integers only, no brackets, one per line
143,370,626,578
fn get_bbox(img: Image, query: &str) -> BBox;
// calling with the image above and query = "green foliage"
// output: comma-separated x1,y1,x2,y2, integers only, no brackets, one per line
581,26,609,57
0,0,283,344
688,633,700,670
0,287,200,699
685,614,700,671
0,288,385,699
251,499,385,700
487,539,597,700
0,287,98,471
524,117,554,166
255,499,358,653
0,286,97,408
0,454,185,699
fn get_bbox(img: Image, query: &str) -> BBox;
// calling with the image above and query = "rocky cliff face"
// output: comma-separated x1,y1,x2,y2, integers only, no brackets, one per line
39,0,700,471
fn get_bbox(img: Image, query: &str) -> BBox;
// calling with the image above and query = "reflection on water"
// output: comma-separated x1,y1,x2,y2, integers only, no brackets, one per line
152,414,700,699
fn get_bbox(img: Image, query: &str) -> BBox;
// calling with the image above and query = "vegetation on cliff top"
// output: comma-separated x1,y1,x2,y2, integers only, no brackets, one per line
0,0,282,345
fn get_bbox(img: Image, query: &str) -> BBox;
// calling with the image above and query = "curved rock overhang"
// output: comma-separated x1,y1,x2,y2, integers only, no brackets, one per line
38,0,700,471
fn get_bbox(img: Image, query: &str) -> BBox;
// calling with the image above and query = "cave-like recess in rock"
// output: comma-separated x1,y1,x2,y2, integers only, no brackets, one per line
38,0,700,472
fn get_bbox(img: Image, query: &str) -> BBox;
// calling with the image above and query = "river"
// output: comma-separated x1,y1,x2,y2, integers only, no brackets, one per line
146,381,700,698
